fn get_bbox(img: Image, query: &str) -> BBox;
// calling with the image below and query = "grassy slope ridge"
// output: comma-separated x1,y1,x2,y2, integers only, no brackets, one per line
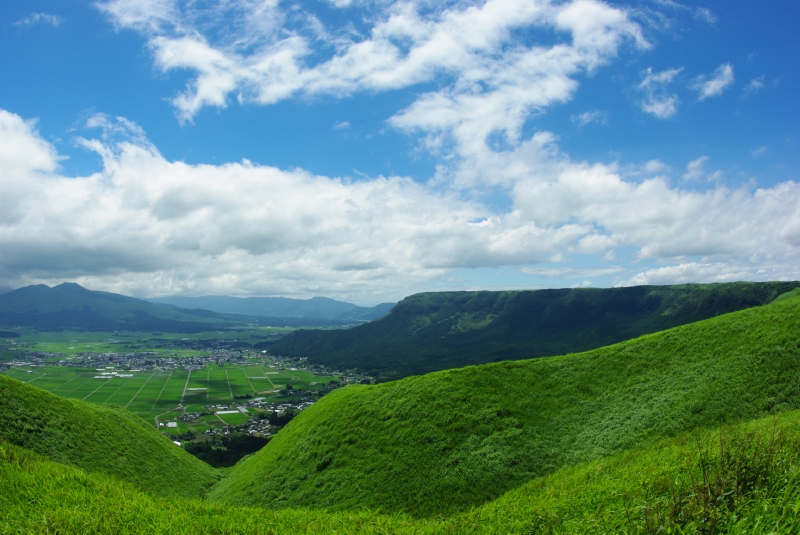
0,282,236,331
0,375,218,498
212,294,800,516
4,411,800,533
262,281,800,380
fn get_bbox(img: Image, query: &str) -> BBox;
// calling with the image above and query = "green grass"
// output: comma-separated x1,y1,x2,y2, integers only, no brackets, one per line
0,374,218,499
216,411,253,426
209,294,800,516
4,411,800,533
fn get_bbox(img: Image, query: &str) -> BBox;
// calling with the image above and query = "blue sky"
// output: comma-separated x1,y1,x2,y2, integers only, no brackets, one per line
0,0,798,304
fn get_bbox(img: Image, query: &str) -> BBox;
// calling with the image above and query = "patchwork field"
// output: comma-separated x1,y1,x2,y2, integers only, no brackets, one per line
0,327,298,361
1,364,339,428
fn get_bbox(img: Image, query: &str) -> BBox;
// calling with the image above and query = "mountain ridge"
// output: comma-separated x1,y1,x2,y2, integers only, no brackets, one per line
147,295,395,321
0,283,386,331
260,281,800,380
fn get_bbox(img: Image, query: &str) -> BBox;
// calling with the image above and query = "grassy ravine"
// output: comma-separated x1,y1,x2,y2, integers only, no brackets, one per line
212,295,800,516
4,412,800,533
263,281,800,380
0,375,218,499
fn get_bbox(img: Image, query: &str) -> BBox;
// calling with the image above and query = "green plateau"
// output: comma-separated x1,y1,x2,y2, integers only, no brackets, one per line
260,281,800,380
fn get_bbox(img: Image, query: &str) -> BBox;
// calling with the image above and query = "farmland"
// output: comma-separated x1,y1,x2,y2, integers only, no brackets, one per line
1,363,340,431
0,327,297,361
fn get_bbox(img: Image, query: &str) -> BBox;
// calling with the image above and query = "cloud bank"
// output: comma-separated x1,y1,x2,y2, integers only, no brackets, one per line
1,1,796,302
1,108,799,302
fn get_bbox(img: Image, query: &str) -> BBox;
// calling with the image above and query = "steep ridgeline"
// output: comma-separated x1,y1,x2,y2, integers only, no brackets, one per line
0,375,218,498
0,282,240,332
259,281,800,380
211,293,800,517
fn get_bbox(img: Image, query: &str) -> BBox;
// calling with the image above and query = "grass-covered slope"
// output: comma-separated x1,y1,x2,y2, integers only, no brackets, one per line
262,281,800,380
212,294,800,516
4,412,800,534
0,374,218,498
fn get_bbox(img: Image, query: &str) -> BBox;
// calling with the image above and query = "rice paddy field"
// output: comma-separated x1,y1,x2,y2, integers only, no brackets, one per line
0,364,339,431
0,327,296,360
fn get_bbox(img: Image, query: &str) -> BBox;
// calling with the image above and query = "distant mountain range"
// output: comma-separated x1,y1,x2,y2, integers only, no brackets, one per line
0,283,391,332
146,295,395,321
260,281,800,380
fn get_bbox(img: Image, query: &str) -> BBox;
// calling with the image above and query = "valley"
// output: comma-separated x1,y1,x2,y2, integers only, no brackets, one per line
3,3,795,531
2,282,800,533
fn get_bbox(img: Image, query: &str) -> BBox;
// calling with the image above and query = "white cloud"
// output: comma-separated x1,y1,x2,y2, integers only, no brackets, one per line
333,120,350,130
571,110,607,127
15,13,63,27
616,262,775,287
692,63,734,101
693,8,716,25
643,159,668,174
743,75,765,96
638,67,682,118
683,156,708,181
752,146,767,157
97,0,647,125
0,111,62,226
522,266,624,278
2,108,800,301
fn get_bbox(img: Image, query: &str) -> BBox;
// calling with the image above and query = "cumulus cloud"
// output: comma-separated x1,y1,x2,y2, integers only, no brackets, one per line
615,261,797,287
15,13,63,27
96,0,647,124
1,108,799,301
4,1,798,299
692,63,734,100
683,156,708,181
638,67,682,118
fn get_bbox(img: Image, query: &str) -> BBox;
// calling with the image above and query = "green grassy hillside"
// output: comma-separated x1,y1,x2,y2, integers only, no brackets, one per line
0,374,218,498
212,293,800,516
262,281,800,380
4,411,800,533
